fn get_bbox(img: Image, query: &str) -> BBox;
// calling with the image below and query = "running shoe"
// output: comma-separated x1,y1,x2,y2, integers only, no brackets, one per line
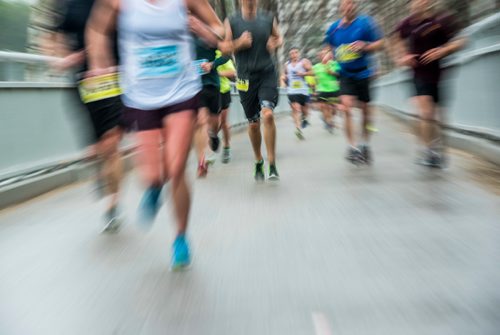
359,145,373,165
171,235,191,270
254,160,265,181
301,118,310,129
295,128,305,140
209,135,220,152
221,147,231,164
346,147,363,165
138,186,162,229
268,164,280,181
206,152,217,166
102,206,121,234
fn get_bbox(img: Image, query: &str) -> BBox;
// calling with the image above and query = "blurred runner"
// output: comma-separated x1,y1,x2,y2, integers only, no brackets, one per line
313,48,341,134
223,0,283,181
325,0,383,165
284,47,313,140
86,0,224,269
215,51,237,164
54,0,124,233
393,0,465,168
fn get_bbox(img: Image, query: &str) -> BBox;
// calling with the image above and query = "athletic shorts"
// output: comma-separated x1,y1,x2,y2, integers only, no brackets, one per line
339,76,371,103
288,94,309,106
200,85,221,115
220,91,232,110
317,91,339,103
84,95,124,140
122,94,199,131
413,77,440,103
238,67,279,122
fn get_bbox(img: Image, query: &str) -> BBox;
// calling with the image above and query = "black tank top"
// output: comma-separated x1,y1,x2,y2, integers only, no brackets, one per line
229,11,274,76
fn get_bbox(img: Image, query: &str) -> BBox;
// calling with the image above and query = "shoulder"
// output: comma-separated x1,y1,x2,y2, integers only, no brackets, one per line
326,20,341,34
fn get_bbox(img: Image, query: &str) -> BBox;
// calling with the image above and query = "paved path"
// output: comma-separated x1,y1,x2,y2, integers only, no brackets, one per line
1,110,499,335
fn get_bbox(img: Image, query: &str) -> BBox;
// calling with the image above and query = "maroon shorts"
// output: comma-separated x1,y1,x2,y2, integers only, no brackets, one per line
123,94,200,131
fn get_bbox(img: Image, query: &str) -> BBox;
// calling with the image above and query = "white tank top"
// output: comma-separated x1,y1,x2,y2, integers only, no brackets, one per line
287,60,309,95
118,0,201,110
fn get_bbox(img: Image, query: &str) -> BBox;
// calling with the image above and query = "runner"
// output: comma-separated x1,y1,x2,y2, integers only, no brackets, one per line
86,0,224,269
223,0,283,181
313,48,341,134
325,0,383,165
192,36,224,177
284,48,313,140
216,50,237,164
54,0,124,233
393,0,465,168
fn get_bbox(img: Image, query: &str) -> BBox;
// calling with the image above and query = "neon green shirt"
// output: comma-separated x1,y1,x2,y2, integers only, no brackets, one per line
313,61,340,93
216,51,236,94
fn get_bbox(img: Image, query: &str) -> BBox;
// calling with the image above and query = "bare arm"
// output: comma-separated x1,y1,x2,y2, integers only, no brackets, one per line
298,59,314,76
267,18,283,53
186,0,224,41
85,0,119,73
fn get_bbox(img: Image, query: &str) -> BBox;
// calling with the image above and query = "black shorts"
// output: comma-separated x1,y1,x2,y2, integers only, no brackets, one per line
339,76,371,103
238,68,279,122
220,91,232,110
85,95,124,140
288,94,309,106
123,94,199,131
317,91,339,103
200,85,221,115
413,78,440,103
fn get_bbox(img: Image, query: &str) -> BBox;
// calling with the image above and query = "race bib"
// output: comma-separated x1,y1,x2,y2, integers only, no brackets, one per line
78,73,122,104
335,44,362,63
136,45,182,79
236,78,249,92
291,81,303,89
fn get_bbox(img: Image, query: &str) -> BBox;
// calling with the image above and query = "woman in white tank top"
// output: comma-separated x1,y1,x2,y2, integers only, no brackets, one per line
86,0,224,270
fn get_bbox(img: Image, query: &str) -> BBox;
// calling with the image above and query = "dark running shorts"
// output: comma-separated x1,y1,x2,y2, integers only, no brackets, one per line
200,85,222,115
238,68,279,122
317,91,339,103
339,76,371,103
288,94,309,106
220,91,232,110
123,94,199,131
85,95,124,140
413,77,440,103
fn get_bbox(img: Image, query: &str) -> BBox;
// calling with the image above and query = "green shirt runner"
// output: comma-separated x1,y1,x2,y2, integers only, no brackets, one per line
313,61,340,93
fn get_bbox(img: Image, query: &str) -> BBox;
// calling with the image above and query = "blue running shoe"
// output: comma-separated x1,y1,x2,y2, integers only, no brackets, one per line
171,235,191,270
138,186,162,230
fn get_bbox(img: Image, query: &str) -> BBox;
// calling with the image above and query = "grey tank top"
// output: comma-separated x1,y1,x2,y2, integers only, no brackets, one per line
229,11,274,76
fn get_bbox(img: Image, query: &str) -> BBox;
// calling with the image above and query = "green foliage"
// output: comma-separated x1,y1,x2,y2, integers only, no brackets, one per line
0,0,31,52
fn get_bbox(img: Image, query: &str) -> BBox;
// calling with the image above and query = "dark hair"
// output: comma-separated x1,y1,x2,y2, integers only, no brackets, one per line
289,47,300,52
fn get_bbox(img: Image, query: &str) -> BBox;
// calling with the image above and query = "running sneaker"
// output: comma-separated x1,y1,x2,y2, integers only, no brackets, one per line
268,164,280,181
346,147,363,165
416,149,443,169
206,152,217,166
221,147,231,164
359,145,373,165
209,135,220,152
138,186,162,229
102,206,121,233
171,235,191,270
295,128,305,140
301,118,310,129
254,160,265,181
197,160,208,178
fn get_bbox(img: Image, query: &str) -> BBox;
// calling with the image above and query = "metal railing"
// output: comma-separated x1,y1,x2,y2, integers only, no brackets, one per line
0,51,70,83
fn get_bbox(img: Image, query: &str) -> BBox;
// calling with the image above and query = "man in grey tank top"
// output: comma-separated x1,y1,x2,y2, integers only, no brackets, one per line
222,0,283,182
